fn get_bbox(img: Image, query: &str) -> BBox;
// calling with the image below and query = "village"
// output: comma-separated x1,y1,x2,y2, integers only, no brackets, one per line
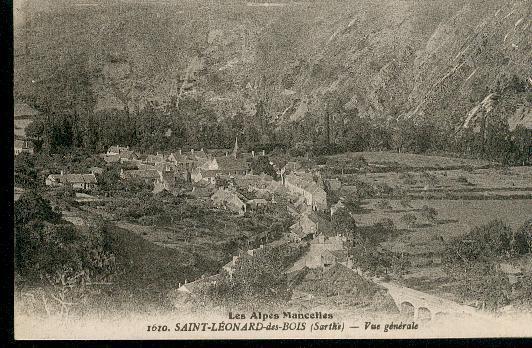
41,139,358,279
16,104,395,315
14,100,532,321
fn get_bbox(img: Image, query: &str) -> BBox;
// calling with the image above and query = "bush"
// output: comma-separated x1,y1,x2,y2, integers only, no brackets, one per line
14,153,40,189
421,171,439,186
288,142,313,157
448,220,514,261
343,197,362,211
456,175,471,185
315,156,327,165
56,185,76,199
512,219,532,255
376,200,393,210
399,172,417,185
15,191,114,284
400,213,417,228
377,218,395,232
374,182,393,196
420,205,438,222
400,196,413,208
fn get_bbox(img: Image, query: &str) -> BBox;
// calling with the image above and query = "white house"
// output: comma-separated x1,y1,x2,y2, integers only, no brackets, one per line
45,172,98,191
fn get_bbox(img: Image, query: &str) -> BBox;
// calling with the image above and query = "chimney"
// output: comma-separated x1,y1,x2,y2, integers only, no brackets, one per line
200,147,204,152
191,149,194,154
260,244,264,249
179,149,182,155
178,282,182,288
184,279,188,284
225,151,228,157
60,170,64,176
156,152,160,156
262,150,265,156
126,146,129,150
252,150,255,158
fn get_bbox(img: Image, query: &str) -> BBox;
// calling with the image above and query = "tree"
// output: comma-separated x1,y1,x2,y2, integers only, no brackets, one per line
376,200,393,211
377,218,395,232
512,219,532,255
25,118,46,140
399,196,413,209
250,156,277,178
205,244,303,309
332,208,356,240
448,220,514,261
14,190,61,226
14,153,40,189
420,205,438,222
16,190,116,281
400,213,417,228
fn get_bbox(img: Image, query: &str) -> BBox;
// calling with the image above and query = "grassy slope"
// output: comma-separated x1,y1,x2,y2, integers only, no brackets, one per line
105,223,219,298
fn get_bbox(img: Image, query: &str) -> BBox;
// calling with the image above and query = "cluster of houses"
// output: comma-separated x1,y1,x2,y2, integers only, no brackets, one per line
176,238,296,295
102,140,256,192
172,168,355,300
173,216,352,299
40,136,355,281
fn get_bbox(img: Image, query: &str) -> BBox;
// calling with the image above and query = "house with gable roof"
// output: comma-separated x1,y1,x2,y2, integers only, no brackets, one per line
45,171,98,191
176,273,223,295
191,140,250,183
211,188,247,215
106,145,129,156
168,150,195,170
145,152,166,165
284,173,327,212
14,139,34,156
104,145,138,163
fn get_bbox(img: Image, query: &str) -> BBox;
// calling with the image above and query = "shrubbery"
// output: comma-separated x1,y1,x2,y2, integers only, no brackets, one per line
15,191,115,284
447,219,531,262
201,243,306,309
420,205,438,222
400,213,418,227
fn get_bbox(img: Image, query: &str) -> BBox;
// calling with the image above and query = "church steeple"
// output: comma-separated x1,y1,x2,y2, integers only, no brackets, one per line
232,137,239,158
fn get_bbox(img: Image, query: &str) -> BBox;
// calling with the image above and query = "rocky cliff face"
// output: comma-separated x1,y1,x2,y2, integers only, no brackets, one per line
14,0,532,132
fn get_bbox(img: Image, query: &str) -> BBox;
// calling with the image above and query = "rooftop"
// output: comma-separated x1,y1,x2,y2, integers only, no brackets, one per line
49,173,97,184
14,102,40,118
215,156,249,172
122,169,160,180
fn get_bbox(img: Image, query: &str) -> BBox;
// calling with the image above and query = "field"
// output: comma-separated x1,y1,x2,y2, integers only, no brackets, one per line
356,198,532,255
330,152,532,304
342,166,532,197
104,224,220,294
337,156,532,255
328,151,496,170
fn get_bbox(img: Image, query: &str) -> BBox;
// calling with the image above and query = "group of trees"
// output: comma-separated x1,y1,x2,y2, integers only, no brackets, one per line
447,219,532,262
23,77,531,165
442,219,532,311
26,98,268,155
200,243,306,309
15,190,116,287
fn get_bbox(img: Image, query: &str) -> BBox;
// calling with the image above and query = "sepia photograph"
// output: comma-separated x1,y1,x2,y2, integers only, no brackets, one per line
11,0,532,340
